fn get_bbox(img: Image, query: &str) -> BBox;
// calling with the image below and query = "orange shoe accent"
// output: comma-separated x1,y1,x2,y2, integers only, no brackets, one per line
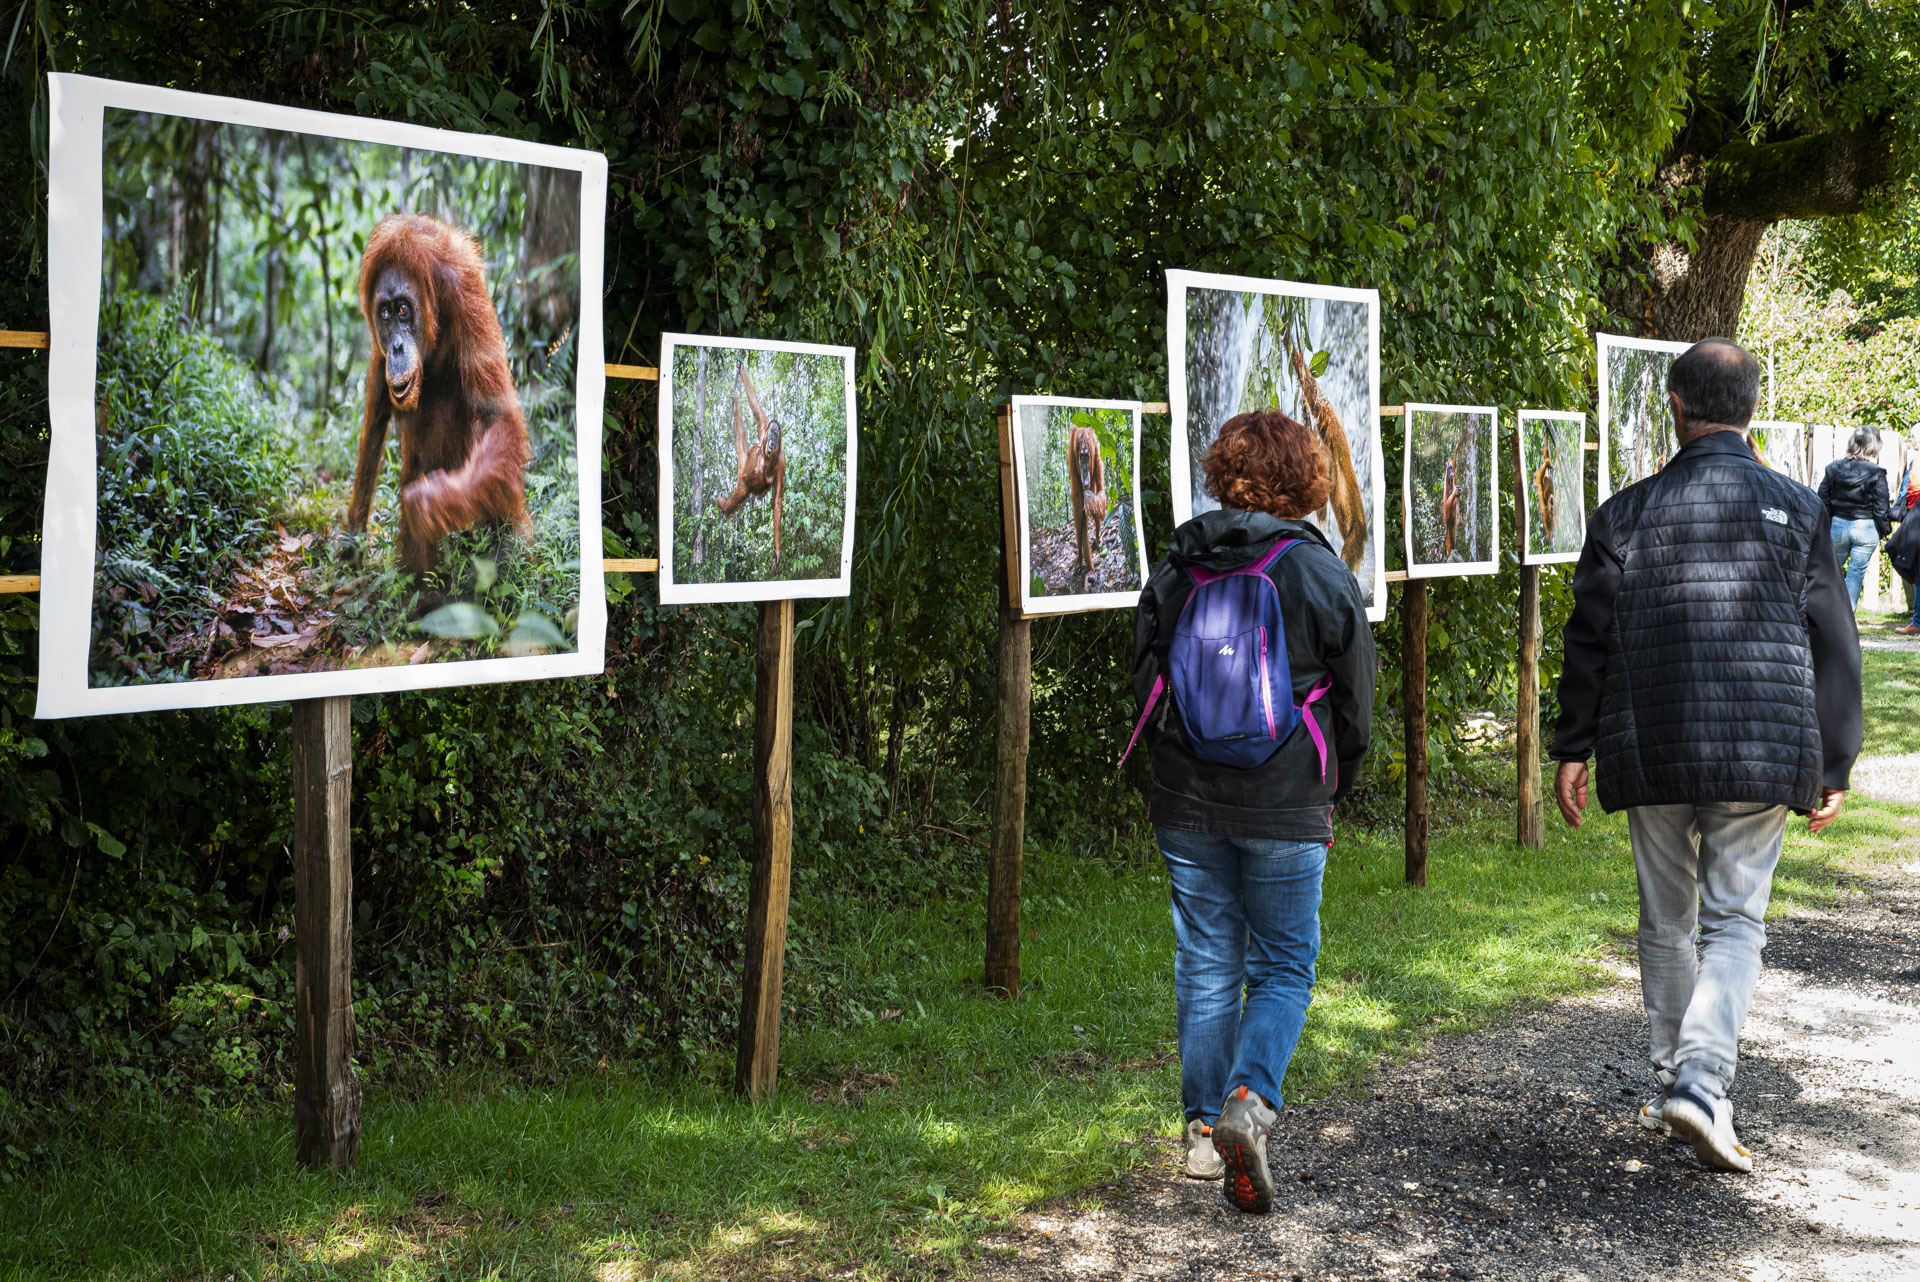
1237,1085,1249,1100
1199,1124,1211,1136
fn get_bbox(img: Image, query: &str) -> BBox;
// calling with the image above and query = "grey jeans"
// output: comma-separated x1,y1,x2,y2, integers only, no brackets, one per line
1626,801,1788,1099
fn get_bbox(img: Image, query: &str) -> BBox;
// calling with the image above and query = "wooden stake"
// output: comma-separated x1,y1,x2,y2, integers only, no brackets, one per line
290,696,360,1168
735,598,796,1099
986,409,1030,997
1514,429,1544,849
1516,566,1544,847
1402,581,1429,887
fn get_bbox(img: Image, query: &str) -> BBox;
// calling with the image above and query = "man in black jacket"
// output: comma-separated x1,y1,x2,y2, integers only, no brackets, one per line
1552,338,1861,1174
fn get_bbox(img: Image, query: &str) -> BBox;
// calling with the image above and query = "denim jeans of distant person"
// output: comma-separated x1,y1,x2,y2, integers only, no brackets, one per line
1627,801,1788,1101
1830,515,1880,610
1157,827,1326,1125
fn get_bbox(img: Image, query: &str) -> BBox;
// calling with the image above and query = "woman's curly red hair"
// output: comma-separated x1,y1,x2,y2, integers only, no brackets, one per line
1201,410,1332,519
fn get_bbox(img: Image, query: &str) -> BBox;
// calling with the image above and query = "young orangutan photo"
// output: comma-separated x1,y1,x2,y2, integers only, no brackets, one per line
1068,422,1109,592
1518,409,1586,564
712,367,787,567
343,213,533,576
1012,397,1144,608
1534,442,1557,539
1441,451,1460,559
1405,404,1496,575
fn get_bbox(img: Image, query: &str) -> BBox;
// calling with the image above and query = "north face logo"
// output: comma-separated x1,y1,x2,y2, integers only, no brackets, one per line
1762,507,1788,525
1218,643,1235,657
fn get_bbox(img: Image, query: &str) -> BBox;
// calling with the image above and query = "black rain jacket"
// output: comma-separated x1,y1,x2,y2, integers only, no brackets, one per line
1819,456,1894,531
1552,431,1862,812
1131,510,1376,842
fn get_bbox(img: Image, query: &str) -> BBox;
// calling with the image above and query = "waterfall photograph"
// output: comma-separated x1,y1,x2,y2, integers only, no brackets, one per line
1598,332,1688,499
1009,396,1145,614
1519,409,1586,565
1167,269,1383,621
1404,404,1498,577
656,333,857,605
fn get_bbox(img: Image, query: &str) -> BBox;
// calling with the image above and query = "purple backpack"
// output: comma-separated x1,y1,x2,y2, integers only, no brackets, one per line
1121,539,1332,775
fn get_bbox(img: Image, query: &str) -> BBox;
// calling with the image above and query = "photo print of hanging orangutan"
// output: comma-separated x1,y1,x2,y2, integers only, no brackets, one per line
1008,396,1147,614
657,333,857,605
1403,404,1498,578
1518,409,1586,566
1167,269,1385,622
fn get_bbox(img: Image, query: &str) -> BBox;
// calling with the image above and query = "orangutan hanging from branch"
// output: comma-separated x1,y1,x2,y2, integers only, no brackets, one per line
1286,340,1367,574
712,366,787,567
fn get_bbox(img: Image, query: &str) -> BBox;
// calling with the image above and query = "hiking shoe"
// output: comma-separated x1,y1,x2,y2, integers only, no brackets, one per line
1662,1086,1754,1173
1215,1085,1279,1213
1184,1118,1224,1180
1638,1090,1672,1135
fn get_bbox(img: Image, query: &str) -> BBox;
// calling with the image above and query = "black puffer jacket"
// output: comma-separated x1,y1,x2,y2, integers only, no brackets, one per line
1132,510,1376,842
1552,431,1862,812
1819,457,1893,525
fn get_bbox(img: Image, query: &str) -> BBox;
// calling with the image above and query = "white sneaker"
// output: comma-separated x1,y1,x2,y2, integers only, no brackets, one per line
1661,1086,1753,1173
1639,1090,1672,1135
1183,1118,1224,1179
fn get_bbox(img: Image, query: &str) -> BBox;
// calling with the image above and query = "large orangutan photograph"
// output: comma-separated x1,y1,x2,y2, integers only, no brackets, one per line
1168,270,1384,622
657,333,857,605
35,76,606,717
1009,396,1146,614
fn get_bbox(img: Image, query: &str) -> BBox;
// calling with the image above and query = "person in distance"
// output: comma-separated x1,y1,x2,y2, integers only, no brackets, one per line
1128,409,1376,1213
1818,424,1895,613
1551,338,1862,1173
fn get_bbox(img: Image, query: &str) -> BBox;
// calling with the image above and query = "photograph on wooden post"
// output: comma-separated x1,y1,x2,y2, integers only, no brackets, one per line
1167,269,1384,621
1403,404,1498,577
1596,332,1688,501
36,74,608,718
1749,420,1811,485
657,333,857,605
1008,396,1145,614
1518,409,1586,566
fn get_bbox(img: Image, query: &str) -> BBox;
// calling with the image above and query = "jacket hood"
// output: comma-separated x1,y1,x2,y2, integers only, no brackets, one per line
1167,508,1336,571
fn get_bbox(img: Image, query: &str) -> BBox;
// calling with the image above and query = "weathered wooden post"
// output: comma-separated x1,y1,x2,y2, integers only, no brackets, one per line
290,695,360,1168
1514,430,1544,849
736,598,797,1098
1402,581,1429,887
986,408,1030,998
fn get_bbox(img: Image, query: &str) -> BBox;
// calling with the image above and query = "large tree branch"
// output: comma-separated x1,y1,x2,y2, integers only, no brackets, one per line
1704,124,1892,220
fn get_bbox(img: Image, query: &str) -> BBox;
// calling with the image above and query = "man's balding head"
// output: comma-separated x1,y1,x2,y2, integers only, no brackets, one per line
1667,338,1760,441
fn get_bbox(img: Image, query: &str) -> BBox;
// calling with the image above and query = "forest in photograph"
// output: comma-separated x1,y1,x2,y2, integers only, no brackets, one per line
90,109,583,688
1520,414,1585,558
1407,409,1492,568
669,343,849,585
1604,344,1678,494
1183,286,1375,595
1019,402,1140,598
1751,421,1811,485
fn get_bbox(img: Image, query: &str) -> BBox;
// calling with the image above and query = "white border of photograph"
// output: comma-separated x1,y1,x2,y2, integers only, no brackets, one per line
656,332,858,606
1517,409,1586,566
1008,395,1146,616
35,73,608,720
1402,403,1499,579
1596,331,1689,502
1165,269,1385,622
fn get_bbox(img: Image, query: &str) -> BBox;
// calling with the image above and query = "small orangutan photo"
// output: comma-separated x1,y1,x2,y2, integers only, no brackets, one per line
1010,396,1146,614
1404,404,1498,578
1518,409,1586,565
658,333,856,605
38,74,607,717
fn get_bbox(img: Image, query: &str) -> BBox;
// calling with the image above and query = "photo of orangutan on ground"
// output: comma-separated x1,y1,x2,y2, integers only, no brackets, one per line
69,99,594,699
1009,395,1145,613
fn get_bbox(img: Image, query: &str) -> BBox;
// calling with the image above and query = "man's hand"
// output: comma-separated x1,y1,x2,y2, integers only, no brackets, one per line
1555,761,1590,829
1808,788,1845,834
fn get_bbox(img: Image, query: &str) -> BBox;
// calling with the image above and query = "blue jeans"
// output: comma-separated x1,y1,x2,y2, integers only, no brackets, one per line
1830,516,1879,610
1157,827,1326,1124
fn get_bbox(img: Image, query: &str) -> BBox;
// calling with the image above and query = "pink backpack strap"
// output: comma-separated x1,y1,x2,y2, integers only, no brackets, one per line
1296,674,1334,782
1119,674,1165,767
1182,538,1296,588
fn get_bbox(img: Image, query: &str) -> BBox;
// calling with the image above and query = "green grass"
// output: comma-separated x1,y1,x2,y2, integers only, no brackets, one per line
4,772,1915,1280
1859,644,1920,758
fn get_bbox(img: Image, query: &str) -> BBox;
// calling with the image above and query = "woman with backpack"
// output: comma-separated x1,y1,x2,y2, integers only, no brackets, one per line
1127,409,1377,1214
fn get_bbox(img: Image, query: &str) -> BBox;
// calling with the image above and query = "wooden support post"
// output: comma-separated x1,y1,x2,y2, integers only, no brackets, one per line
735,598,796,1099
1516,565,1544,849
290,696,360,1169
1402,581,1429,887
986,408,1030,998
1514,429,1544,850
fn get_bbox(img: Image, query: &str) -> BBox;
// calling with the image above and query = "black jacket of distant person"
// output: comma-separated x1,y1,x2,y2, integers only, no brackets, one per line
1552,430,1862,813
1819,456,1895,531
1132,509,1376,843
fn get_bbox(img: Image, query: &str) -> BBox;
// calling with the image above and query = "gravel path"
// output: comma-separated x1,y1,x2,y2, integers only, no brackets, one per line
976,816,1920,1281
